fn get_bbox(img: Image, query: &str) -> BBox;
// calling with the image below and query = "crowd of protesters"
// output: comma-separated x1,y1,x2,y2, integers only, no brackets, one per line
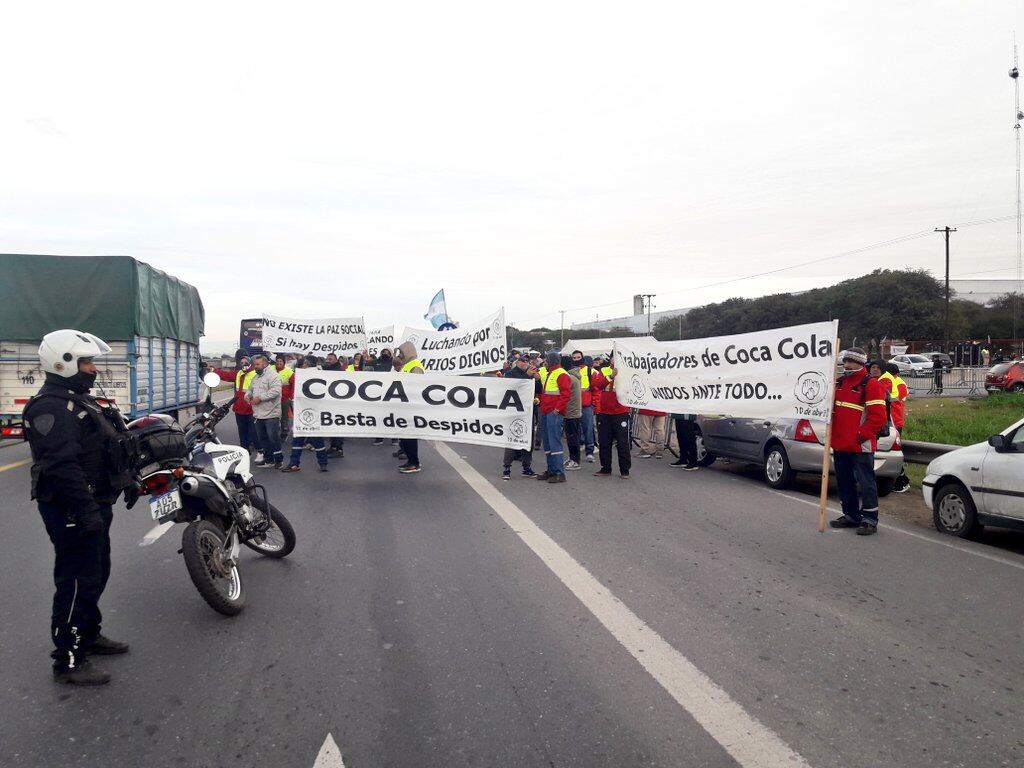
209,342,912,539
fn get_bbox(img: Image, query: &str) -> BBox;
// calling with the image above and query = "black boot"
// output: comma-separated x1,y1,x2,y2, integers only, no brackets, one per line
53,659,111,686
83,634,130,655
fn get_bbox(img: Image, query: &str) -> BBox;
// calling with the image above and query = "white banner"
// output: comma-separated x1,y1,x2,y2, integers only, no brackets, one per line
262,314,368,356
613,321,839,420
366,326,396,357
890,345,908,356
400,308,507,374
291,369,534,449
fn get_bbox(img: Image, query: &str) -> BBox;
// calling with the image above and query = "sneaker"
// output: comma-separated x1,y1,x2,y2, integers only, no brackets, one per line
856,522,878,536
502,469,511,481
373,439,384,445
535,471,551,481
638,452,653,459
392,449,405,458
83,634,130,655
255,460,276,468
682,464,699,472
398,465,421,474
564,460,581,470
547,474,566,483
254,452,264,464
304,444,314,451
318,465,328,472
586,454,595,463
280,465,301,473
53,659,111,686
594,470,612,477
521,468,538,477
620,472,630,479
829,516,859,529
670,459,687,467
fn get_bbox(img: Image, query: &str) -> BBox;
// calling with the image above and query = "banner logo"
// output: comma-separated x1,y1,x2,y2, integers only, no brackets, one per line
794,371,828,405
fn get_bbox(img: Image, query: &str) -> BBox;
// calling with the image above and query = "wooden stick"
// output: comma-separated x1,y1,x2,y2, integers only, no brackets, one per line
818,337,841,532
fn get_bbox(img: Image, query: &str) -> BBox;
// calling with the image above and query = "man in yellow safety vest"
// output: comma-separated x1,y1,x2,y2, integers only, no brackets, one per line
395,341,425,474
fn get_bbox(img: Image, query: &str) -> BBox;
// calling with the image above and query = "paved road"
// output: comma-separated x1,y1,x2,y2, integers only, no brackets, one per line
1,423,1021,768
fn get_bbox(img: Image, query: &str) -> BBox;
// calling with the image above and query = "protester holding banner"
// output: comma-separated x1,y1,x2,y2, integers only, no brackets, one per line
537,351,571,483
670,413,700,470
281,356,329,473
322,354,345,456
829,347,887,536
591,355,631,479
502,357,539,480
395,341,425,474
636,407,668,459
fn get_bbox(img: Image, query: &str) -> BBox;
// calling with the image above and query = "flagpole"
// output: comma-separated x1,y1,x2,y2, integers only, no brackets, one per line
442,289,449,324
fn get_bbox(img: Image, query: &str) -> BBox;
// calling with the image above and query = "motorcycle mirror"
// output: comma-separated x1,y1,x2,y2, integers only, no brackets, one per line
202,372,221,389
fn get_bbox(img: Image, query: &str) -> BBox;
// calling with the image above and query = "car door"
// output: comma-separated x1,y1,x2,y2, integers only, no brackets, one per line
979,425,1024,521
708,417,763,460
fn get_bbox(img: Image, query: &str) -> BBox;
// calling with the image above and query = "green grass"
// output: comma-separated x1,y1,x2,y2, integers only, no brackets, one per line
903,394,1024,446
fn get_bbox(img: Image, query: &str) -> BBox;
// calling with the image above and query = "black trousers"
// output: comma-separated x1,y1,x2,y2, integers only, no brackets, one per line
564,417,581,463
38,501,113,668
675,418,698,465
399,438,419,466
597,414,631,474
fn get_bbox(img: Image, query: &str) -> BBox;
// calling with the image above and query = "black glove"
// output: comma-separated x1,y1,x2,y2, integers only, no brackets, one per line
123,482,141,510
76,509,104,535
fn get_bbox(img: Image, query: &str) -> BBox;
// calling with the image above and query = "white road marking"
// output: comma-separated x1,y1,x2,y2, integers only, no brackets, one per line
771,490,1024,572
139,521,175,547
435,442,811,768
313,733,345,767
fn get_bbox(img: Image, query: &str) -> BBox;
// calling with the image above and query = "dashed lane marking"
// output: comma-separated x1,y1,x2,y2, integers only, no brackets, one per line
435,442,811,768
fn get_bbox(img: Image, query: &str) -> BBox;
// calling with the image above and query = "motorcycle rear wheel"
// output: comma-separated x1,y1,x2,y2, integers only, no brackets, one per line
245,501,296,559
181,520,245,616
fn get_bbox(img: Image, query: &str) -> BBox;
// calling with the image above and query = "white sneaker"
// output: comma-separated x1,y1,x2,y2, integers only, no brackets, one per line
254,452,264,464
586,454,595,463
564,460,581,470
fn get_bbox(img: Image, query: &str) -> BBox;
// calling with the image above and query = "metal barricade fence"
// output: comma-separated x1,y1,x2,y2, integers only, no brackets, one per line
903,366,989,397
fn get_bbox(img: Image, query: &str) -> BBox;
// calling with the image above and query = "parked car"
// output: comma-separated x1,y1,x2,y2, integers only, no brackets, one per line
984,361,1024,394
694,416,904,495
917,352,953,369
922,416,1024,536
888,354,935,376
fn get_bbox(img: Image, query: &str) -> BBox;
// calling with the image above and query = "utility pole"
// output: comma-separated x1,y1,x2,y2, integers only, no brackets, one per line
1011,46,1022,356
935,226,957,351
559,310,565,347
640,293,656,334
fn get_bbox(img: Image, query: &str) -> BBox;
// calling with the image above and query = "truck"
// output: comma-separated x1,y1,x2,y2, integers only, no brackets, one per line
0,254,207,439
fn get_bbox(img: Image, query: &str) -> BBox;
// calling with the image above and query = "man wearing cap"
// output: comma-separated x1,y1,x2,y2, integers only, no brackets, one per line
829,347,888,536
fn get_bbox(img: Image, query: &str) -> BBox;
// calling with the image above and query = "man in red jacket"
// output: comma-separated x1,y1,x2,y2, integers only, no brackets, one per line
590,353,632,478
214,355,257,453
829,347,888,536
538,350,572,483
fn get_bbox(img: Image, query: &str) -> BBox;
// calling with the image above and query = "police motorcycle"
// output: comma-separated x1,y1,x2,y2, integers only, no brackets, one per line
128,372,296,615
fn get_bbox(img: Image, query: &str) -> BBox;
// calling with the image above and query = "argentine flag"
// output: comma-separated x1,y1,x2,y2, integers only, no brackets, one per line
424,289,449,329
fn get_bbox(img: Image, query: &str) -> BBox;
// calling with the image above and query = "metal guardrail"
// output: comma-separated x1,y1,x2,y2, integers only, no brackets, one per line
901,440,961,465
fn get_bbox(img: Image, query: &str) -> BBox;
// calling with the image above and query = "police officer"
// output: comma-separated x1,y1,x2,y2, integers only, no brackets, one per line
24,330,138,685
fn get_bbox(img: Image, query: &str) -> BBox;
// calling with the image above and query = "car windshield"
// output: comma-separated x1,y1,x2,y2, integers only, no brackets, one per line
907,355,931,363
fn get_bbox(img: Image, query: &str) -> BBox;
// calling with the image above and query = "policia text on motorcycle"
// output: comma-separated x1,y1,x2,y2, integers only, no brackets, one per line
24,329,139,686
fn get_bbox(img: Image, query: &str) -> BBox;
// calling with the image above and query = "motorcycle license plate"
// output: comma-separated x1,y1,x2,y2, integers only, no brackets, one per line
150,490,182,521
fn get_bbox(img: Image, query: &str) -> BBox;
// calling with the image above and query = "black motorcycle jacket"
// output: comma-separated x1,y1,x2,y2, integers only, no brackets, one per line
24,375,137,512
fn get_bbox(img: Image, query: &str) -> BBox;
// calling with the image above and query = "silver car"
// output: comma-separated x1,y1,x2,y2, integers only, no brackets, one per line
694,415,905,495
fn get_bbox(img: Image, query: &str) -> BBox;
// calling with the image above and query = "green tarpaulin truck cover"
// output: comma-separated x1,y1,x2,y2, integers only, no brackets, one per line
0,254,204,344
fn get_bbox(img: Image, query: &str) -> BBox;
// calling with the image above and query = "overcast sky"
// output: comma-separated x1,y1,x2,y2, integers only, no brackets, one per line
2,1,1023,351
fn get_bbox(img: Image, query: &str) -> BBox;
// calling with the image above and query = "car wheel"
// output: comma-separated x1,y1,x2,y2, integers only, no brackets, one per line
876,477,894,497
932,482,979,538
1012,383,1024,393
763,443,794,489
694,431,716,467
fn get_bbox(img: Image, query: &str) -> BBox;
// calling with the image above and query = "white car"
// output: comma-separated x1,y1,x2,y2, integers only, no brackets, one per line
922,416,1024,537
889,354,935,376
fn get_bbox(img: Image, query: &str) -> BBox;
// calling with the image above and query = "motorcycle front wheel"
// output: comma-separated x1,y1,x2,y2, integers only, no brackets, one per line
181,520,245,616
245,500,296,559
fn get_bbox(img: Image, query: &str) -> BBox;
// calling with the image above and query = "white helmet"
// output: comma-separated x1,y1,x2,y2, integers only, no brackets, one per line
38,329,112,377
